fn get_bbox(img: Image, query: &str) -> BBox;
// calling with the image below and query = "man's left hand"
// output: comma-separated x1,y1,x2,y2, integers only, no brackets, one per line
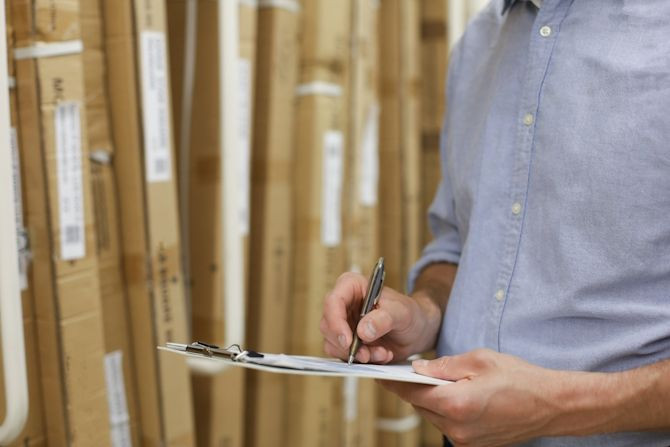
380,349,572,446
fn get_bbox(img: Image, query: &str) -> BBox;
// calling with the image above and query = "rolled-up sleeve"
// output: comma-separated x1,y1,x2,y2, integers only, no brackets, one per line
407,120,461,293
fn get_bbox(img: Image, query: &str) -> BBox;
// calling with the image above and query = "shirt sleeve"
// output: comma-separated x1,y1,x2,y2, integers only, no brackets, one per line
407,110,462,294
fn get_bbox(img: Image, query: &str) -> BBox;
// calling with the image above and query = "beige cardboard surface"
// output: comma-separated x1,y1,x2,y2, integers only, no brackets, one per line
103,0,195,444
377,1,423,445
12,0,112,444
81,0,142,444
245,4,300,447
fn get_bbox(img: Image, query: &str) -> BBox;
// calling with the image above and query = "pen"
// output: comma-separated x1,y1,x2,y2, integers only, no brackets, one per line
348,257,386,365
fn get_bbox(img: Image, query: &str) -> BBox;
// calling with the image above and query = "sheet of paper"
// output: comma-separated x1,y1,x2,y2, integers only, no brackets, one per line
160,345,450,386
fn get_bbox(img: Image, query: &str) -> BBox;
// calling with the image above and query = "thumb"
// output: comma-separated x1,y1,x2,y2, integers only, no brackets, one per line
412,354,478,381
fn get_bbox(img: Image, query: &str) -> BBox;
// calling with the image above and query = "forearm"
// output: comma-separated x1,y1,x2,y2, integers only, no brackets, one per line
547,359,670,437
409,262,457,353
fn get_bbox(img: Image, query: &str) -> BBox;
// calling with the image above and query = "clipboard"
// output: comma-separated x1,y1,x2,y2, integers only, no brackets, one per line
160,341,451,386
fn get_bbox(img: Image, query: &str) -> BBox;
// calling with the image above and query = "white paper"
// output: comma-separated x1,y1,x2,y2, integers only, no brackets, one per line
322,130,344,247
161,345,451,386
359,103,379,206
54,102,86,261
104,351,132,447
140,31,173,183
10,127,28,290
238,58,252,235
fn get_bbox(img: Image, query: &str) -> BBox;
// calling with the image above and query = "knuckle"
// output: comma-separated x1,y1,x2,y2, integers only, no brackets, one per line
443,394,474,422
448,427,471,445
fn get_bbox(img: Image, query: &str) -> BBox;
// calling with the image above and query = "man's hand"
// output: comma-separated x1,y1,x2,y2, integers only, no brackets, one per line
381,349,567,446
319,272,443,363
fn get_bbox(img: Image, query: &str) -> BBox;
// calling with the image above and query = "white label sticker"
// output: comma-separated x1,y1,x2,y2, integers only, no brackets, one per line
140,31,173,183
10,127,29,290
359,104,379,206
322,130,344,247
238,58,252,236
55,102,86,261
104,351,132,447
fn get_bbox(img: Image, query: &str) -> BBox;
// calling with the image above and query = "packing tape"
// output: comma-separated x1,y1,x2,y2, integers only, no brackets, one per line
7,76,15,89
295,81,343,97
375,413,422,432
238,0,259,7
90,149,112,165
258,0,300,13
13,40,83,60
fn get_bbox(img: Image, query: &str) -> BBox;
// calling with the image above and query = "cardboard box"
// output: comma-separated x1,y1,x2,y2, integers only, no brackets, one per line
344,0,381,445
102,0,195,445
245,3,300,447
11,0,112,445
377,0,423,445
0,7,47,445
166,0,257,445
288,2,351,445
420,0,448,248
80,0,142,445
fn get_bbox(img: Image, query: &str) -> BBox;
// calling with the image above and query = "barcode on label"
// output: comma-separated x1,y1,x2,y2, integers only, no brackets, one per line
64,225,81,244
322,130,344,247
55,102,86,260
140,31,173,183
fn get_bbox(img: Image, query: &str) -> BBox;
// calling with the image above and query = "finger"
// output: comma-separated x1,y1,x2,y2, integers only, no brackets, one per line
324,339,347,360
321,272,368,346
369,345,393,364
412,350,492,381
379,380,455,414
357,288,412,342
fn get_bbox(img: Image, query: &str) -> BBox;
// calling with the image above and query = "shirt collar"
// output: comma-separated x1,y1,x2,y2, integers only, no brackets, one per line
502,0,542,14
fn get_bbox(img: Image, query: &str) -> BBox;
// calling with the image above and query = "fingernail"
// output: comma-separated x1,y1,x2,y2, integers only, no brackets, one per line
365,322,377,339
413,359,429,368
338,334,347,349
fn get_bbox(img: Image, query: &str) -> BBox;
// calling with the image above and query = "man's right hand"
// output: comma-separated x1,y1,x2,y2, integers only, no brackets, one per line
319,272,444,364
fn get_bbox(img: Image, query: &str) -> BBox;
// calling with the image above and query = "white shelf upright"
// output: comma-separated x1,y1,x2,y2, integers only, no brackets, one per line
0,0,29,444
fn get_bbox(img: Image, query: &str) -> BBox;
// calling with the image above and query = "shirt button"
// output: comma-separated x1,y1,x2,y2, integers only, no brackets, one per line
512,202,522,215
523,113,534,126
495,289,505,301
539,25,552,37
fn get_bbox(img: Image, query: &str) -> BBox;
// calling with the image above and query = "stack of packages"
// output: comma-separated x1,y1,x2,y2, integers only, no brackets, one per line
80,0,141,444
245,1,299,446
288,0,350,446
419,1,449,445
165,0,257,445
11,0,112,445
344,0,381,445
102,0,196,445
0,3,46,446
377,0,423,445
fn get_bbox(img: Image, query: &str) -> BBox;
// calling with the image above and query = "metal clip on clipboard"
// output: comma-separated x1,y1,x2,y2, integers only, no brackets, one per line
165,341,264,362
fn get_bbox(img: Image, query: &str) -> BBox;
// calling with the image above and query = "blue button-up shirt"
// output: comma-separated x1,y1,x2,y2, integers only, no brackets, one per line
408,1,670,445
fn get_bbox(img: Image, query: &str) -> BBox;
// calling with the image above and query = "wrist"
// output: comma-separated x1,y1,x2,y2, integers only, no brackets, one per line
409,291,443,353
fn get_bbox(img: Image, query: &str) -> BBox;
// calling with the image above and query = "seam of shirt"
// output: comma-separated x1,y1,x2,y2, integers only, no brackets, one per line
495,0,576,352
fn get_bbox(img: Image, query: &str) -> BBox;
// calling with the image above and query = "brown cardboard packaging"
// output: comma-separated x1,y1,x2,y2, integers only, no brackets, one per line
245,3,300,447
344,0,381,445
288,2,351,446
420,0,448,248
11,0,112,445
102,0,196,445
167,0,256,445
377,0,423,445
80,0,142,444
0,7,47,445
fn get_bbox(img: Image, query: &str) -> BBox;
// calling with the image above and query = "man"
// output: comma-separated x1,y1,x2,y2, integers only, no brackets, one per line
320,0,670,445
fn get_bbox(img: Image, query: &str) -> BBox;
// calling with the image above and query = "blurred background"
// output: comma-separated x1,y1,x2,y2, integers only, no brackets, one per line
1,0,488,446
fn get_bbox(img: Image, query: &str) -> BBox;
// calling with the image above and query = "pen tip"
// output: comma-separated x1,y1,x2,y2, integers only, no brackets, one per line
348,355,354,365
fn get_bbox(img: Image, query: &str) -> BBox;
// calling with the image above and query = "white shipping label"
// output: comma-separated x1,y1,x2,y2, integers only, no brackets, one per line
55,102,86,261
359,104,379,206
321,130,344,247
140,31,173,183
238,58,252,236
104,351,133,447
10,127,28,290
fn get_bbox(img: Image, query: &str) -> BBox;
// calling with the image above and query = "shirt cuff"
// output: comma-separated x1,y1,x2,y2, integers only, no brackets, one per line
406,241,461,294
